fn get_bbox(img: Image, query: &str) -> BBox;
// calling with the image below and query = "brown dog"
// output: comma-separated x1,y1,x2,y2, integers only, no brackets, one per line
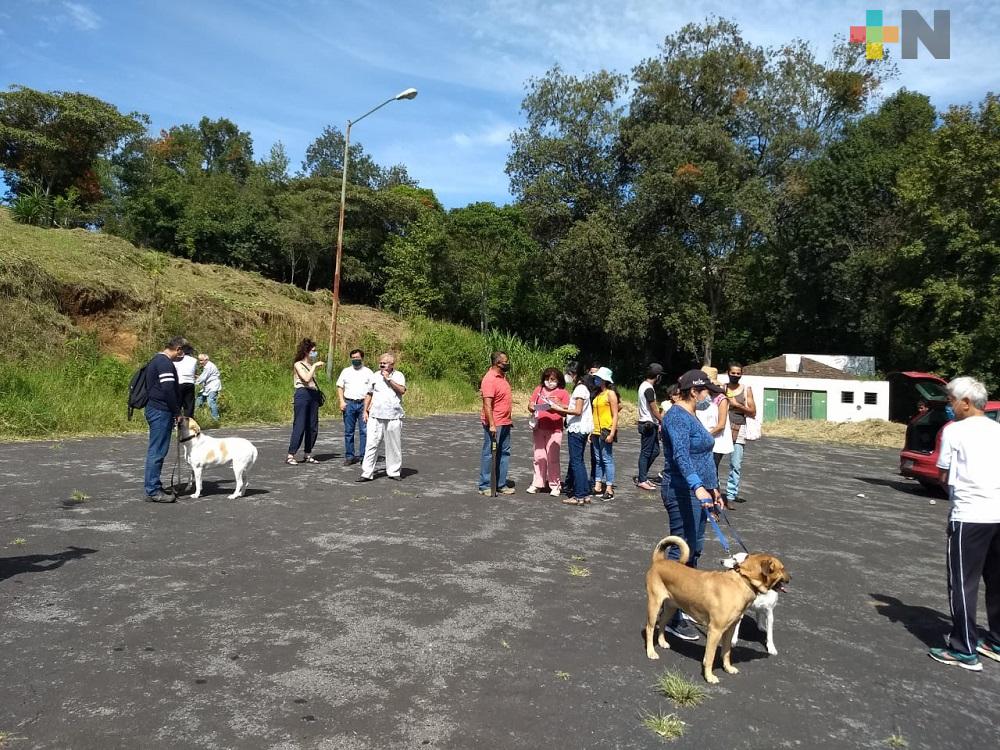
644,535,790,683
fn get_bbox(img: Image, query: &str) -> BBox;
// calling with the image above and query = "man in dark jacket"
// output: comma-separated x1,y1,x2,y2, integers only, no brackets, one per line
143,336,187,502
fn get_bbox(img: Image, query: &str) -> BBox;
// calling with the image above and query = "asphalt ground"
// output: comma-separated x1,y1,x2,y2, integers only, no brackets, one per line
1,415,998,749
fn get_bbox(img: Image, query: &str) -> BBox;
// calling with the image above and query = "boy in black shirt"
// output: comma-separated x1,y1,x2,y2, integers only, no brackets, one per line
143,336,187,502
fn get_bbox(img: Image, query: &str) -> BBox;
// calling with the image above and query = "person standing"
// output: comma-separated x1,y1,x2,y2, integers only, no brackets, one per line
143,336,186,502
526,368,569,496
357,353,407,482
590,367,619,500
660,369,724,640
636,363,665,491
725,362,756,504
337,348,374,467
194,352,222,421
286,339,324,465
176,344,198,418
478,351,515,496
928,376,1000,671
549,363,594,506
694,371,732,501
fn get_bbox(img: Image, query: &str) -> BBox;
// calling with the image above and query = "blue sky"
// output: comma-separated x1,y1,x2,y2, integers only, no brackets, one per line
2,0,997,207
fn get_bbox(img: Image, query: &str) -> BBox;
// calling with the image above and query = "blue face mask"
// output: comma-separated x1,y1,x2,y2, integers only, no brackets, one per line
593,377,603,387
309,351,318,361
695,393,712,411
945,404,956,420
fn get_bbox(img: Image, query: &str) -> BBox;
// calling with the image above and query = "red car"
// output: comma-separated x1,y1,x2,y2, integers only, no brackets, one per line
897,372,1000,490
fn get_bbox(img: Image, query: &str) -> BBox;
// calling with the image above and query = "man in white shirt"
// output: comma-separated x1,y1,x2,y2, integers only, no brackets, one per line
357,353,406,482
194,353,222,421
928,376,1000,671
336,348,375,466
176,345,198,418
636,363,664,491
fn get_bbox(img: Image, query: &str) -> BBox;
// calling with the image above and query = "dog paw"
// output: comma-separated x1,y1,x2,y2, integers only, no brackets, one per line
226,493,239,500
767,646,778,656
191,494,201,499
657,635,669,649
724,665,739,675
646,651,660,660
704,673,719,684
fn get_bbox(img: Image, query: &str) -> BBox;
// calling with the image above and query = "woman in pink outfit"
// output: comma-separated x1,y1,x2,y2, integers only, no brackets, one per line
526,368,570,496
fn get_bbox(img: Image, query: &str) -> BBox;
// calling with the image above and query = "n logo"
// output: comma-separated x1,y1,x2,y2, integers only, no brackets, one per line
850,9,951,60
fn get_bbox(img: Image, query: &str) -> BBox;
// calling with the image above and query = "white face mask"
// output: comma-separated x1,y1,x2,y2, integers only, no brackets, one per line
564,373,573,385
544,380,558,389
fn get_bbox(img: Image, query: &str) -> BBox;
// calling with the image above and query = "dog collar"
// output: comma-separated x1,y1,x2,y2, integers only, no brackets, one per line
735,569,765,595
178,433,197,443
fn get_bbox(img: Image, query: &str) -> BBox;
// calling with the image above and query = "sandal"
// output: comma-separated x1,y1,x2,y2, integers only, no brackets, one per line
593,482,604,495
602,487,615,501
285,456,298,465
561,497,582,506
303,456,319,464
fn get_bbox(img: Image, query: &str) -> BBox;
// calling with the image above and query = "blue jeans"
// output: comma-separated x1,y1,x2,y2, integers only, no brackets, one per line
144,407,175,496
288,389,320,455
343,400,367,460
590,436,615,485
566,432,589,498
662,477,707,569
726,442,745,499
637,423,661,482
195,391,220,420
478,424,511,491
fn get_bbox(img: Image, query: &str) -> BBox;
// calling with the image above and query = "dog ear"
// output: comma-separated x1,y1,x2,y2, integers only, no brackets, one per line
759,558,773,577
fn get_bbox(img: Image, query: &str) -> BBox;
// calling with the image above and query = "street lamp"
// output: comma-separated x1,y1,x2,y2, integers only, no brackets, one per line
326,87,419,379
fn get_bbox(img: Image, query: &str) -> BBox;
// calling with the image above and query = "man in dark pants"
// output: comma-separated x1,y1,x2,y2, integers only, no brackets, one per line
928,376,1000,671
635,363,664,491
143,336,186,502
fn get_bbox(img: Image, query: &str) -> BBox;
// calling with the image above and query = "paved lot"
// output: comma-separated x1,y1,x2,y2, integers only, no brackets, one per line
1,415,998,749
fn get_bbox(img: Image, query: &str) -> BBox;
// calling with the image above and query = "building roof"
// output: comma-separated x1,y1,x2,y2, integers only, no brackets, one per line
744,355,857,381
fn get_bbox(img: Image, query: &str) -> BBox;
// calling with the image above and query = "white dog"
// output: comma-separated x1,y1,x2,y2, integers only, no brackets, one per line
722,551,782,655
178,418,257,499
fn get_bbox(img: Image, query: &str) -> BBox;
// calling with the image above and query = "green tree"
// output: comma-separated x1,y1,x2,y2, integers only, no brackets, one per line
381,210,448,316
302,126,416,189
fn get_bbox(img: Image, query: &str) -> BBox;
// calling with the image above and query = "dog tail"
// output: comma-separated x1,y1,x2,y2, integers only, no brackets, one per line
651,535,690,565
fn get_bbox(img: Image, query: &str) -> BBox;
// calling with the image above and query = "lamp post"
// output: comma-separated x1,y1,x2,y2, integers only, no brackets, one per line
326,87,418,380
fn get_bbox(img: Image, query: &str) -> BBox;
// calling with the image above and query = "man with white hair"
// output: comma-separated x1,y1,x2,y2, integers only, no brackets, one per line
357,353,406,482
928,376,1000,671
195,352,222,421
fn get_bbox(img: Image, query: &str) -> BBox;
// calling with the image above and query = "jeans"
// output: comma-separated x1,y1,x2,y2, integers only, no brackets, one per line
343,400,367,460
195,391,220,420
144,407,175,496
638,423,661,482
566,432,589,499
478,424,511,491
662,477,707,569
726,442,745,499
590,436,615,485
288,389,320,455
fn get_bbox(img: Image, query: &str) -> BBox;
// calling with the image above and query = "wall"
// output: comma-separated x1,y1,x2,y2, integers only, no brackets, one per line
739,376,890,423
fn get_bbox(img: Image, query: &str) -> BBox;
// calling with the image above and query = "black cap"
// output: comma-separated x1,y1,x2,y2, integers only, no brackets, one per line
647,363,664,376
677,369,724,394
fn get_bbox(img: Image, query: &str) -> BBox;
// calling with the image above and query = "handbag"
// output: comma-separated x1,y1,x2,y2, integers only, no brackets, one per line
743,415,761,441
315,388,326,408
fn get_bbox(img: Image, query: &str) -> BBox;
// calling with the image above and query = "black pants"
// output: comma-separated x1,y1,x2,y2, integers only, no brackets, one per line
946,520,1000,654
179,384,195,418
288,389,320,455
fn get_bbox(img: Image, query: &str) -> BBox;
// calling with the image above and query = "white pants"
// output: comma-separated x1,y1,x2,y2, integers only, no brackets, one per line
361,417,402,478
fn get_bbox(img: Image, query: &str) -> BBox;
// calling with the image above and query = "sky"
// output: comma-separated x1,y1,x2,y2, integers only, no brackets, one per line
2,0,998,208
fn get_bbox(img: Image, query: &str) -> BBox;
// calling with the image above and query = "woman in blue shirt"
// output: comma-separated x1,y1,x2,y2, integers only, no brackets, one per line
659,369,725,641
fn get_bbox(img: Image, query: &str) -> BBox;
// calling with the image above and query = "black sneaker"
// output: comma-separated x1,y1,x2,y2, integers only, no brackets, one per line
144,492,176,503
355,476,373,483
343,458,354,466
665,619,700,641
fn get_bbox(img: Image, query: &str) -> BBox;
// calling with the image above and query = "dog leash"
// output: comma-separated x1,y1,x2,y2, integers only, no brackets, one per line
719,507,751,554
168,422,182,500
705,512,732,554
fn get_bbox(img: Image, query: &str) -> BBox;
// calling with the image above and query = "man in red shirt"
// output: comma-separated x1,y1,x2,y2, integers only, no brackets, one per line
479,351,515,495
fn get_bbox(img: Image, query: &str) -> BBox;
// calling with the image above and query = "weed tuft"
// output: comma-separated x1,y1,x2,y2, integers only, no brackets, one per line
567,564,591,578
554,671,570,681
654,670,708,707
69,490,90,504
640,709,685,741
885,734,908,748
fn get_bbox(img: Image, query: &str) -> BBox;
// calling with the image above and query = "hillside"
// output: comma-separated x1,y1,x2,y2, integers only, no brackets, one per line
0,209,572,438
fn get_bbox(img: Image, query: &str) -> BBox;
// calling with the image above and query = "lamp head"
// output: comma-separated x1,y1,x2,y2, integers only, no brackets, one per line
394,88,418,101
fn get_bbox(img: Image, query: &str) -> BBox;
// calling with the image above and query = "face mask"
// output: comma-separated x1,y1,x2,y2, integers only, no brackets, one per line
309,351,318,361
498,363,511,373
593,377,603,387
945,404,956,420
544,380,558,390
729,375,741,384
695,393,712,410
351,359,362,368
565,373,573,385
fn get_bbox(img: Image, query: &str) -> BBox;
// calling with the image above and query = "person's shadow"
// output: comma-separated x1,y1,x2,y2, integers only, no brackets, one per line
0,546,97,583
870,593,951,648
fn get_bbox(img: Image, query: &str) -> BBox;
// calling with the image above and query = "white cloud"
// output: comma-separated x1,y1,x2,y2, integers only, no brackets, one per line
450,123,513,149
62,2,100,31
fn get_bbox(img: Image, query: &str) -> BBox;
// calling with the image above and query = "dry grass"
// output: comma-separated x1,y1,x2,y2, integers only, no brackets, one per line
762,419,905,449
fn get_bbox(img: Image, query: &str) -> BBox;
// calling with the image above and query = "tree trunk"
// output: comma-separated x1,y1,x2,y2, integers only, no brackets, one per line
305,264,313,291
480,289,488,334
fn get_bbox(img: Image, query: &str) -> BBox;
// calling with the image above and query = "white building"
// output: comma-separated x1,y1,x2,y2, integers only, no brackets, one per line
741,354,890,423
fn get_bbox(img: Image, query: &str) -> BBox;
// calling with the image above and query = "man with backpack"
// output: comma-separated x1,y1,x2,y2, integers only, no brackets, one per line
139,336,187,502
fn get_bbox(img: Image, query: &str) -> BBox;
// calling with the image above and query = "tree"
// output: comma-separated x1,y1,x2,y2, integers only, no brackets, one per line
381,210,448,316
507,66,627,247
0,85,147,203
620,19,892,363
303,125,399,188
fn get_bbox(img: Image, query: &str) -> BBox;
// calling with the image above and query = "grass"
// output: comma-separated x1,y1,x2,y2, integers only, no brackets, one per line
654,670,708,707
885,734,908,748
554,671,571,681
567,564,591,578
762,418,906,449
639,709,685,741
69,490,90,504
12,538,26,546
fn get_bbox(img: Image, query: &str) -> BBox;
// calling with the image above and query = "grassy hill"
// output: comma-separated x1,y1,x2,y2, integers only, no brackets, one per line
0,209,574,439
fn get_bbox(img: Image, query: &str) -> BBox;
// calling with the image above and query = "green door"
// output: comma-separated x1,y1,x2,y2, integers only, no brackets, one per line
811,390,828,420
764,389,778,422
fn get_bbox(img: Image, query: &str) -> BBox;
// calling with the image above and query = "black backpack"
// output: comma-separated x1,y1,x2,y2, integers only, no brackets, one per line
127,364,150,420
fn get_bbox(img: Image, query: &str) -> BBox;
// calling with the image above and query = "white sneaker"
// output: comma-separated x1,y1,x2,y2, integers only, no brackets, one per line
550,486,562,497
526,485,539,494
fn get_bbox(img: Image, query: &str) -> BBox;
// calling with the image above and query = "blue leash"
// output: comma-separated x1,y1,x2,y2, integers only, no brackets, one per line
706,507,751,555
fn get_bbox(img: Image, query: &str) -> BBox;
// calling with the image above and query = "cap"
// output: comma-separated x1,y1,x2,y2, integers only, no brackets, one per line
647,363,664,376
678,369,724,394
595,366,614,384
